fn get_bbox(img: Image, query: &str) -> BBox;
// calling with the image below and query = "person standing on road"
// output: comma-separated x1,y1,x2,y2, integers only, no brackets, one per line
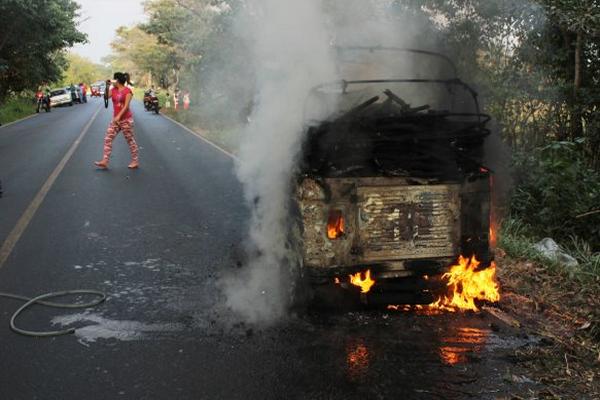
94,72,139,170
173,89,179,111
183,90,190,110
79,82,87,103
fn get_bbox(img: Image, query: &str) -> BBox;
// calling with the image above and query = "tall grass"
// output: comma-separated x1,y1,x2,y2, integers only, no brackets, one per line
0,93,35,125
500,217,600,281
133,87,241,153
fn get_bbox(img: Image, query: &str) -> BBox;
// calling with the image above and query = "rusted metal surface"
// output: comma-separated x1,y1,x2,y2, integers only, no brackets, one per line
296,177,463,274
357,184,460,261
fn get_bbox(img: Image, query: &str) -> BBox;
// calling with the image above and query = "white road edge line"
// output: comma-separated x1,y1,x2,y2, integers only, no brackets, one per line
0,106,102,269
160,113,238,160
0,113,38,130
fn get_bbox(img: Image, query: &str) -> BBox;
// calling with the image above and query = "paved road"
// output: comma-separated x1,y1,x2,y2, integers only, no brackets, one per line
0,99,537,399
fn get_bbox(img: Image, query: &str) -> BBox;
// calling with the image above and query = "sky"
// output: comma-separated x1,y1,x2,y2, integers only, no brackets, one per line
71,0,147,64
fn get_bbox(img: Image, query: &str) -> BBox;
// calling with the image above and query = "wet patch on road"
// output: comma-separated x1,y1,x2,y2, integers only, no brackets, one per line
51,310,184,346
62,256,543,398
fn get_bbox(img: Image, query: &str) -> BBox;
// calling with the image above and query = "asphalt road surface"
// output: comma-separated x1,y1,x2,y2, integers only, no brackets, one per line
0,99,539,399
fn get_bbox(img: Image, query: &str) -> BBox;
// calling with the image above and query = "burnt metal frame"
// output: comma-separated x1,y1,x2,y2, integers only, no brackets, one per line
308,78,484,121
334,46,459,78
305,46,482,121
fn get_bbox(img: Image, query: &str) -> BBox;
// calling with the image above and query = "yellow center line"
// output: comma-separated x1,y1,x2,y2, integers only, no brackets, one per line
0,106,102,269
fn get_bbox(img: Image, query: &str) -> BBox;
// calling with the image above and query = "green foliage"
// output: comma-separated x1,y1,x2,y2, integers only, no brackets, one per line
60,53,110,86
0,93,35,125
107,25,182,89
511,141,600,250
0,0,86,100
139,0,252,126
388,1,600,169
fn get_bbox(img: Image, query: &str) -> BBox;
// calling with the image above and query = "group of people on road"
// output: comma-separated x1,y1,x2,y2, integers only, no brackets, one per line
35,73,139,171
164,88,191,111
97,74,195,171
72,83,88,103
40,73,195,171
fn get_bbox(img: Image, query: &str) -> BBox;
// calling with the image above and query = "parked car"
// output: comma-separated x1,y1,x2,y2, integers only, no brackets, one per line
49,88,73,107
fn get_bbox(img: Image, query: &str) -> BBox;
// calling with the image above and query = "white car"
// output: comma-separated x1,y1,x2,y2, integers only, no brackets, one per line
49,88,73,107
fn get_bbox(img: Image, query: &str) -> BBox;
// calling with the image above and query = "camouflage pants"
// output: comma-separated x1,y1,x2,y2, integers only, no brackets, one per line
102,118,138,162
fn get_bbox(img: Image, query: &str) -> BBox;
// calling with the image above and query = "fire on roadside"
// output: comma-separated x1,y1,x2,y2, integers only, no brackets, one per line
429,255,500,312
338,255,499,312
489,225,497,248
388,255,500,313
489,173,498,248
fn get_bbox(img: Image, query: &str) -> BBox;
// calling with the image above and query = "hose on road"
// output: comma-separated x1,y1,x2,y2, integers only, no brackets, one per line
0,290,106,337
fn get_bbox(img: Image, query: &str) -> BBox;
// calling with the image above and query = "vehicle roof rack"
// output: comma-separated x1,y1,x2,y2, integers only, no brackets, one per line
334,46,459,79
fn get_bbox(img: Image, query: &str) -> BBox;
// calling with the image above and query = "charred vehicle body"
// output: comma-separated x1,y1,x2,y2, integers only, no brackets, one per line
293,48,494,305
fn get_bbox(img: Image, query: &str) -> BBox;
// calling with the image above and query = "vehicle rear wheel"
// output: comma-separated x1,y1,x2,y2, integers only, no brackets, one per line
69,102,73,107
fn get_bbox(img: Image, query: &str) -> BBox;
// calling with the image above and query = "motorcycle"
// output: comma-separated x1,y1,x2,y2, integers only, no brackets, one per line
35,91,51,113
143,90,160,114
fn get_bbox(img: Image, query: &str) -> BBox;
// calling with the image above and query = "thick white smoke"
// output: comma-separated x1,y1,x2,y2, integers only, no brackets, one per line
222,0,462,325
223,0,337,324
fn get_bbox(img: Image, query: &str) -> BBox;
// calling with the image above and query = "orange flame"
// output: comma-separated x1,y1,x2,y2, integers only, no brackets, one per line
489,174,498,248
430,255,500,312
327,210,345,239
387,255,500,313
489,226,497,248
346,340,370,380
349,270,375,293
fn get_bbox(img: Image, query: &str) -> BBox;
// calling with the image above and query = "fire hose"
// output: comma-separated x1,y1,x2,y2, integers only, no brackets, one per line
0,290,106,337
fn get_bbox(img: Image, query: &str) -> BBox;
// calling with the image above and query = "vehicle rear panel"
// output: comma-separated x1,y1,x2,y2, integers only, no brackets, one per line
296,174,490,281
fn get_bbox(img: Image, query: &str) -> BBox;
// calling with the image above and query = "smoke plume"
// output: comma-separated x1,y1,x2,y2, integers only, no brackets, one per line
222,0,495,325
222,0,337,324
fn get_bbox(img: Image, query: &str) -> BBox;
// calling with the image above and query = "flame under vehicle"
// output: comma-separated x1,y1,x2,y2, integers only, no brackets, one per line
292,48,494,306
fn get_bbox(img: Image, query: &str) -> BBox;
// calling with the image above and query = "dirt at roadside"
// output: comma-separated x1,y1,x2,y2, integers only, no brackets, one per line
493,249,600,399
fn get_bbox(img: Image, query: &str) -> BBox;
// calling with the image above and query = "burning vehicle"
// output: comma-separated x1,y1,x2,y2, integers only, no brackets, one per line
292,48,499,309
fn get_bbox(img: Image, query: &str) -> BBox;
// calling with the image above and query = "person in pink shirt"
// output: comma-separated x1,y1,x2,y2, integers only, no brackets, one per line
95,72,139,169
183,91,190,110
